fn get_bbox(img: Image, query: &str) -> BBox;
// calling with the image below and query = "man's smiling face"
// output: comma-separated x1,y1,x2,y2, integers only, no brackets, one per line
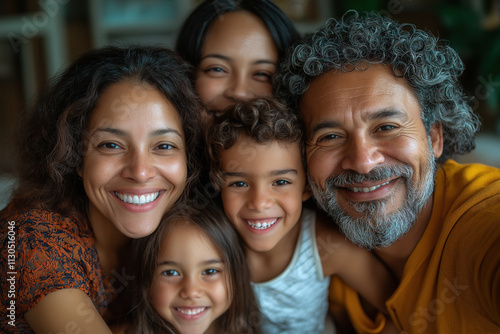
300,64,443,249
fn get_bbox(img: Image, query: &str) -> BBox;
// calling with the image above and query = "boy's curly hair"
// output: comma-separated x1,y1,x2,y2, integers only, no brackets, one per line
207,97,304,189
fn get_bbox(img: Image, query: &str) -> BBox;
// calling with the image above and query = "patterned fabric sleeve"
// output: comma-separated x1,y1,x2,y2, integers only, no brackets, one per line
16,210,95,315
0,204,101,321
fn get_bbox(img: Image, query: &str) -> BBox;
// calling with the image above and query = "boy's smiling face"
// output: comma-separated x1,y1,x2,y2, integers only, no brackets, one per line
219,135,311,253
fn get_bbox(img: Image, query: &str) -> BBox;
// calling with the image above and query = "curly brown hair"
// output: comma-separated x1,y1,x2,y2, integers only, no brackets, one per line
207,97,304,189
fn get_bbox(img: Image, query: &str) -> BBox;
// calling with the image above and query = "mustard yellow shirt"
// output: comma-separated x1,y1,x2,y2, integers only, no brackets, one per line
329,160,500,333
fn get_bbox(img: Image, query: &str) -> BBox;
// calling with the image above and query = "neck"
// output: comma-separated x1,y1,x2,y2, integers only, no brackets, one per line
89,215,130,274
374,194,434,280
246,221,301,283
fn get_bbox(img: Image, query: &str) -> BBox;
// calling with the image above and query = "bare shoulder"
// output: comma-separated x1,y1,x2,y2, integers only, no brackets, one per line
315,211,376,277
315,211,362,254
25,289,112,334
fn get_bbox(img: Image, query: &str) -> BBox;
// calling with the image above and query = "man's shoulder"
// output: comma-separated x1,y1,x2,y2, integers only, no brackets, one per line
435,160,500,215
439,159,500,191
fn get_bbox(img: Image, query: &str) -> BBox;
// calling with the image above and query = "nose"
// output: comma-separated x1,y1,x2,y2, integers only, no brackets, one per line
341,135,384,174
224,74,253,101
247,185,274,211
179,276,202,300
121,149,157,182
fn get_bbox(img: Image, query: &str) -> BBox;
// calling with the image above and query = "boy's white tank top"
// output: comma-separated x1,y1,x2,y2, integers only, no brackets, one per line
251,208,332,333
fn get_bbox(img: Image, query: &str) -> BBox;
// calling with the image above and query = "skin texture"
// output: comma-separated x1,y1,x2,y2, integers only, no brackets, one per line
195,11,278,118
220,136,310,282
25,289,112,334
79,80,187,275
218,133,397,314
80,81,187,240
300,64,443,277
151,223,230,334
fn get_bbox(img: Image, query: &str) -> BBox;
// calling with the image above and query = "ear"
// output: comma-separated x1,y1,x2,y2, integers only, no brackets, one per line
302,183,313,202
429,123,443,159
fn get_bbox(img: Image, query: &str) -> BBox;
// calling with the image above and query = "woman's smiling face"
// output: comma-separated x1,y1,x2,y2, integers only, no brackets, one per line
195,11,278,119
80,80,187,240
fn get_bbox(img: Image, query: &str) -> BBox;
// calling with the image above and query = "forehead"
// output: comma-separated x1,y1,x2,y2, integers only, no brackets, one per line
220,135,303,171
202,11,277,57
88,80,182,128
299,64,421,127
159,222,218,256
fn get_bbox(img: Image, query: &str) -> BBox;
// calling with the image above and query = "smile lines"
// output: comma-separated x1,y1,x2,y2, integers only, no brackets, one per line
347,181,391,193
115,191,160,205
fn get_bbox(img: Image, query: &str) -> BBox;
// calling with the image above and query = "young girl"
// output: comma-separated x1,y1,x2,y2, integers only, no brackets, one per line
115,202,260,334
207,97,398,333
0,46,203,332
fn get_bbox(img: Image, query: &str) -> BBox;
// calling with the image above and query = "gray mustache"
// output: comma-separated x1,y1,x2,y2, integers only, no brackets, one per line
325,164,414,187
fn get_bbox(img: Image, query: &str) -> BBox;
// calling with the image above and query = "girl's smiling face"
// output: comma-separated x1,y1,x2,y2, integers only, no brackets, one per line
80,81,187,240
151,222,230,334
195,11,278,119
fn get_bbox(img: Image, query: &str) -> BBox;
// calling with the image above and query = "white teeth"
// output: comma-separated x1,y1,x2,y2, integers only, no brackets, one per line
246,218,278,230
176,307,206,315
115,191,160,205
349,181,390,193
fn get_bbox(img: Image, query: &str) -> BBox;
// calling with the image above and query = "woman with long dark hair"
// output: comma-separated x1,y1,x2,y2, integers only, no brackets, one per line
0,46,203,333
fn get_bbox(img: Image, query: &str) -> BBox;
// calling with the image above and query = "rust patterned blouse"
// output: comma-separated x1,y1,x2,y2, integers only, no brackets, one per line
0,202,116,333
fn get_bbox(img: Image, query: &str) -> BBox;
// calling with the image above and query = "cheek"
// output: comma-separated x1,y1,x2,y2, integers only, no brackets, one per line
254,82,273,97
212,280,231,310
161,157,188,186
389,135,429,169
220,191,239,219
81,155,116,189
195,77,221,104
307,148,338,184
150,281,172,310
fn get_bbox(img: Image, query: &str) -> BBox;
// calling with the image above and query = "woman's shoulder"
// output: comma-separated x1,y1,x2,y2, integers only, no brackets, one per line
0,203,108,319
0,201,90,238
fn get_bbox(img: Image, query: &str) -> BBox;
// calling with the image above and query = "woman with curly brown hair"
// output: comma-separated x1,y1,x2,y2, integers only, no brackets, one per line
0,46,203,333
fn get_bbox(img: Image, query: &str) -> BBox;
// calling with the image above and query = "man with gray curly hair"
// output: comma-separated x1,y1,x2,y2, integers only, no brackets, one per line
275,10,500,333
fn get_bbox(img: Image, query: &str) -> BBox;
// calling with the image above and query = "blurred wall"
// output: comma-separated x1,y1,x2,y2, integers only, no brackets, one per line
0,0,499,209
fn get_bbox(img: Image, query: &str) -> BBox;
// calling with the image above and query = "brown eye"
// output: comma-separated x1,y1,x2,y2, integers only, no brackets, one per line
318,134,339,142
377,125,397,132
98,142,120,149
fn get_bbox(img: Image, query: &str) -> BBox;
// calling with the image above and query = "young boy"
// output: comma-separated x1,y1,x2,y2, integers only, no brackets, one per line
207,97,396,333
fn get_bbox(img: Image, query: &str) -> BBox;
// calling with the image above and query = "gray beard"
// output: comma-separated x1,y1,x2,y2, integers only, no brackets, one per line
309,148,437,250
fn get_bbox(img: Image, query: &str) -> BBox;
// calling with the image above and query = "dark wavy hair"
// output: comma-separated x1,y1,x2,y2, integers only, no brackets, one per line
12,46,203,221
126,202,261,334
275,10,481,163
207,97,304,189
175,0,301,68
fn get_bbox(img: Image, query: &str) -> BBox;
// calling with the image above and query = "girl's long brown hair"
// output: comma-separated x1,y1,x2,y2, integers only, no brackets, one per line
123,201,261,333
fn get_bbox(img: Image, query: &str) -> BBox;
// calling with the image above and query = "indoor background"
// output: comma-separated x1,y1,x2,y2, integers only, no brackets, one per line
1,0,499,209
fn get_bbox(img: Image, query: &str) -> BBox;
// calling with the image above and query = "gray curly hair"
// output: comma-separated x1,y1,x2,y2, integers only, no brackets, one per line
275,10,481,163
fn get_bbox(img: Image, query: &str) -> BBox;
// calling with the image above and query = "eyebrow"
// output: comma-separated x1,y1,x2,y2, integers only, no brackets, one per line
223,169,298,177
200,53,277,66
310,109,407,136
157,259,224,267
367,109,407,121
90,127,182,138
